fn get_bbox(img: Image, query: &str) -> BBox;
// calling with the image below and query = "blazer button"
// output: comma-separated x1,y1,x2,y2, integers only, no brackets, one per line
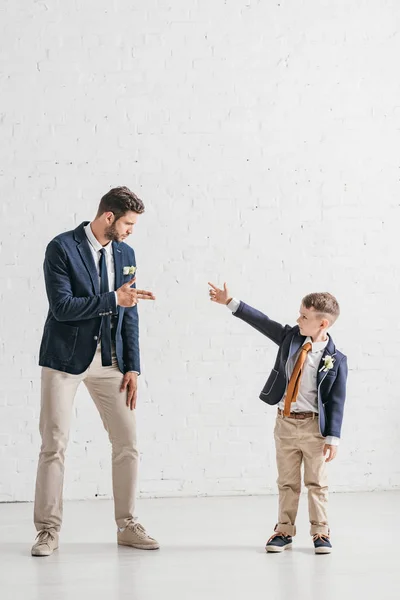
94,336,98,341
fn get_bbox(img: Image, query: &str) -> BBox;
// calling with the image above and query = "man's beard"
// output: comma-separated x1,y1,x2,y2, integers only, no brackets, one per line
104,223,122,243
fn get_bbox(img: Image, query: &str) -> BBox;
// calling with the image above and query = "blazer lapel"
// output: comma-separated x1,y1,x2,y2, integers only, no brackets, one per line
74,222,100,295
113,242,123,290
288,330,305,359
317,335,337,386
77,238,100,294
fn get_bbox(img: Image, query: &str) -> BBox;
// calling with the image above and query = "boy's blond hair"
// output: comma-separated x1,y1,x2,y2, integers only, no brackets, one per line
302,292,340,325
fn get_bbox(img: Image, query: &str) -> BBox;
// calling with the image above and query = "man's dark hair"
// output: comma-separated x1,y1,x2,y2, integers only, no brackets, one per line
97,186,145,220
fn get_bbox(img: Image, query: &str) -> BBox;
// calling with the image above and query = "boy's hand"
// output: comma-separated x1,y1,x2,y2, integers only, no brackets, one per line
208,281,231,305
323,444,338,463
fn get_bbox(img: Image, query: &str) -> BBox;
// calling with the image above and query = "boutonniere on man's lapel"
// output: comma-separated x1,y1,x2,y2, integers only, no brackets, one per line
123,266,136,275
319,355,335,373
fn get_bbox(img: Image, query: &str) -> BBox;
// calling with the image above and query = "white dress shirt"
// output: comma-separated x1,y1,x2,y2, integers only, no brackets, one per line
84,223,137,375
84,223,116,300
227,298,339,445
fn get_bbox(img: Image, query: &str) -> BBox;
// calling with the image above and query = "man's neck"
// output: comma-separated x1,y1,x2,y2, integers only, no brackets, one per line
89,220,110,247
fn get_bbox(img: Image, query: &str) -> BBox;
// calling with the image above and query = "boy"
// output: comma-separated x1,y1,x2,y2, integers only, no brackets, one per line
208,282,348,554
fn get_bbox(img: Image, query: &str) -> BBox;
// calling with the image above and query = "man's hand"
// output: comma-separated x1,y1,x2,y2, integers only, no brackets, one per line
208,281,231,305
116,277,156,308
121,372,138,410
323,444,338,463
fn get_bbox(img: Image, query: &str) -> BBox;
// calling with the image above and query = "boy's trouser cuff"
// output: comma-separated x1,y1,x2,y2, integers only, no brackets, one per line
275,523,296,537
310,525,330,536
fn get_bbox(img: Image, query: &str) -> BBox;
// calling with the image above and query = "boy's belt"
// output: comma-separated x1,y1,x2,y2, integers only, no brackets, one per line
277,408,317,420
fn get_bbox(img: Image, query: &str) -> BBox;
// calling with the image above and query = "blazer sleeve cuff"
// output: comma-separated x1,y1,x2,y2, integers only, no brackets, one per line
110,291,117,314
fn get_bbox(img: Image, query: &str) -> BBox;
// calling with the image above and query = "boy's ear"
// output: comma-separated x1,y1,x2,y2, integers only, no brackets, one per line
321,317,330,329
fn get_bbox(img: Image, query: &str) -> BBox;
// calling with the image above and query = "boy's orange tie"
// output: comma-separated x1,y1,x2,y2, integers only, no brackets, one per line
283,342,313,416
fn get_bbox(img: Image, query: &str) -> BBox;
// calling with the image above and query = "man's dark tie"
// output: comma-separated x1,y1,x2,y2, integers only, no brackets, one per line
99,248,112,366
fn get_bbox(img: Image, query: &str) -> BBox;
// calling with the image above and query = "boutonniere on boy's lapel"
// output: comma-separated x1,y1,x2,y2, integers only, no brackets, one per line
123,266,136,276
319,355,335,373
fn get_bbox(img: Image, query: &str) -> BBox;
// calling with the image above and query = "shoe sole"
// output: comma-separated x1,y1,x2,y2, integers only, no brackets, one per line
118,541,160,550
265,543,292,553
315,547,332,554
31,546,59,557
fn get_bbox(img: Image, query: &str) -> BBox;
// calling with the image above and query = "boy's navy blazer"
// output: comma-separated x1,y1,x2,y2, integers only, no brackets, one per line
233,301,348,438
39,222,140,375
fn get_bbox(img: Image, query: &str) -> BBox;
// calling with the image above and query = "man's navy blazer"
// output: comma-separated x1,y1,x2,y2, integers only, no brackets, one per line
39,222,140,375
233,301,348,438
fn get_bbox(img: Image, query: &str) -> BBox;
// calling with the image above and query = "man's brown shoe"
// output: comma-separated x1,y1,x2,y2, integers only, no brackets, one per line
117,523,159,550
31,529,59,557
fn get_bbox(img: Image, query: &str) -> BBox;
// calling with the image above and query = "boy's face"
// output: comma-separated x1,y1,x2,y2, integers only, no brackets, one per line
296,304,329,337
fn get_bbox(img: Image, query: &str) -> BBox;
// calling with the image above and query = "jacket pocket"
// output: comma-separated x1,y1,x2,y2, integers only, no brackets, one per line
261,369,279,396
43,322,79,363
324,370,336,378
320,371,336,397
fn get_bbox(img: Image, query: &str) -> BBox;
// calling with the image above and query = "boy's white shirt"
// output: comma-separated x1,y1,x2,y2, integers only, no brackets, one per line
227,298,339,446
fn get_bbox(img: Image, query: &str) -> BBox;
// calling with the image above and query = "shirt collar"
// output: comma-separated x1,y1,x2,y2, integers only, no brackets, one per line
303,335,329,353
84,222,113,255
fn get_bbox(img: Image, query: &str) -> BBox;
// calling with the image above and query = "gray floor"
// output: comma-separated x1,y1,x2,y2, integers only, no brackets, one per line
0,492,399,600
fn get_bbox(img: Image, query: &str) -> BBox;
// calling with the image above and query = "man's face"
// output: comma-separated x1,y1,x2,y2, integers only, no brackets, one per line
104,211,139,243
296,304,327,338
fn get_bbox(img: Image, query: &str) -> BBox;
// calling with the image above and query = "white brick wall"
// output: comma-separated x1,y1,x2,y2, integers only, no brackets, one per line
1,1,399,501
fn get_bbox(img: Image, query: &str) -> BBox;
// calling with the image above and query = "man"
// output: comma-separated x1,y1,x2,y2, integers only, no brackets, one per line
32,186,159,556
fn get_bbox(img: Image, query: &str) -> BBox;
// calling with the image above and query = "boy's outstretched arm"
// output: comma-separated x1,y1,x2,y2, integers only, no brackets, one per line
208,281,232,305
208,282,293,346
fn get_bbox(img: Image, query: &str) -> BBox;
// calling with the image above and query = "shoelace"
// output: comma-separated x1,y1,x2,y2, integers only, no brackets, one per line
35,529,56,546
313,533,330,542
267,532,290,544
127,523,154,540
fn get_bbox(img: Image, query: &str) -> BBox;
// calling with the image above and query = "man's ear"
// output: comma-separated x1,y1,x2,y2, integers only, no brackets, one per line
104,211,115,224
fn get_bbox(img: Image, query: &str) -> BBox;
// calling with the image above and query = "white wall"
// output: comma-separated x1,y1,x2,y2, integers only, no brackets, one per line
1,0,399,501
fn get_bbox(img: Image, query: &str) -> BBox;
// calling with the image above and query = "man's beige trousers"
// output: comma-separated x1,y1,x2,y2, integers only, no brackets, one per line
274,413,329,536
34,347,138,532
